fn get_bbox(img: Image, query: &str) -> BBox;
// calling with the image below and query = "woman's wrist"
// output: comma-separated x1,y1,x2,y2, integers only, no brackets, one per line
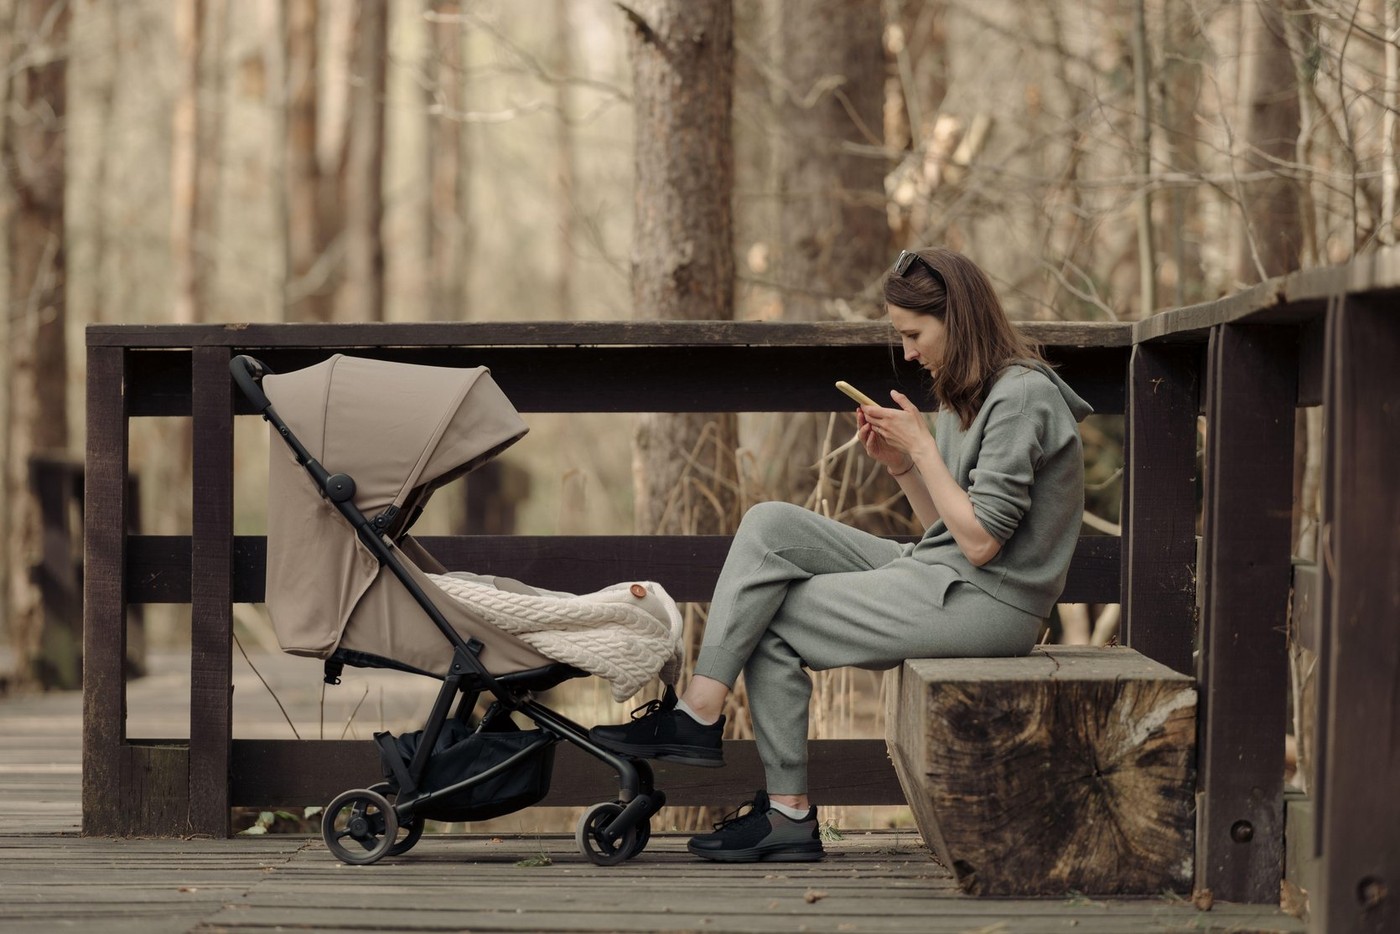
888,455,916,477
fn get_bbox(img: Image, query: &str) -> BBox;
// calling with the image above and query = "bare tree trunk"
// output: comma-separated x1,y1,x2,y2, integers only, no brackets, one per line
1161,0,1205,308
624,0,738,833
426,0,467,320
3,0,70,689
343,0,387,322
284,0,330,321
172,0,205,325
199,0,228,290
766,0,895,523
1235,0,1303,281
87,0,122,326
1129,0,1156,317
772,0,888,317
625,0,739,538
553,0,575,318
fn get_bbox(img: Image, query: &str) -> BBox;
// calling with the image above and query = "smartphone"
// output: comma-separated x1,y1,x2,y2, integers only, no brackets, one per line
835,380,881,407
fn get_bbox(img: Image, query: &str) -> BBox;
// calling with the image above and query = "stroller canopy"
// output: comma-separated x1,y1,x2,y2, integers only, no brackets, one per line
262,354,528,659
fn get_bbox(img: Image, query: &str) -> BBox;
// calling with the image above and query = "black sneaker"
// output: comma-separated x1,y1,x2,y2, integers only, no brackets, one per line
588,687,725,768
687,790,825,862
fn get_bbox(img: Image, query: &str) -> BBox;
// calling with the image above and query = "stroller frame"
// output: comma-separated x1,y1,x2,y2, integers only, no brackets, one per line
232,355,667,865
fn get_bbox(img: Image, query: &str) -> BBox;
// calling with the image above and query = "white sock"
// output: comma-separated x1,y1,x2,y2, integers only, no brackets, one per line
769,799,812,821
675,698,718,726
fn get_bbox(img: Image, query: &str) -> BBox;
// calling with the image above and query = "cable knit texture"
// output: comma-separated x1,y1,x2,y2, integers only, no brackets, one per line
427,573,683,701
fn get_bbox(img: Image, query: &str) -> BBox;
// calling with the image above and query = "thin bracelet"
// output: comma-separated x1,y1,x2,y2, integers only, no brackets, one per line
888,458,916,478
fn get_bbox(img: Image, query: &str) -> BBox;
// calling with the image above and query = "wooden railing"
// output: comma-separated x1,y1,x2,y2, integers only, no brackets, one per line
83,253,1399,931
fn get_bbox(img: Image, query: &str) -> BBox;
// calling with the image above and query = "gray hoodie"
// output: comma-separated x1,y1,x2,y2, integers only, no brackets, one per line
911,361,1094,618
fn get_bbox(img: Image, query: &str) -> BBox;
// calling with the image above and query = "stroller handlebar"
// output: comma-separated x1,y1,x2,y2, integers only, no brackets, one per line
231,355,274,413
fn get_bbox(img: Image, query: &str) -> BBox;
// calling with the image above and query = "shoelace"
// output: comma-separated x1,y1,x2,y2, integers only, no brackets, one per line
711,799,768,833
628,696,671,721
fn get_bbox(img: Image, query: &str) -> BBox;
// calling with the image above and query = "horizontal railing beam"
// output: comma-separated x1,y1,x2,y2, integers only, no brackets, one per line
227,738,904,809
128,533,1122,607
90,319,1132,349
124,343,1130,416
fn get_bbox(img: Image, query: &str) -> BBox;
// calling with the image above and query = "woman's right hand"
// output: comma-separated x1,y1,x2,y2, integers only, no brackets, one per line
856,407,913,473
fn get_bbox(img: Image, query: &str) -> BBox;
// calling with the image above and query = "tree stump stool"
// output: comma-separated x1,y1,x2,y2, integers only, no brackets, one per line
885,645,1196,896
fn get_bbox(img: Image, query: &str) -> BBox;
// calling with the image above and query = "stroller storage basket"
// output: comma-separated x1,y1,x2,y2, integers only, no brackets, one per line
388,719,555,823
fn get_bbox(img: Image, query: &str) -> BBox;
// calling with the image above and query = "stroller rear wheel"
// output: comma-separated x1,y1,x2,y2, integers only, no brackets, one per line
322,788,399,865
368,783,425,857
576,801,639,866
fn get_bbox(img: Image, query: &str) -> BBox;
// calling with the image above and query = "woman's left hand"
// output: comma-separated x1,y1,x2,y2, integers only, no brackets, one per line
861,391,937,462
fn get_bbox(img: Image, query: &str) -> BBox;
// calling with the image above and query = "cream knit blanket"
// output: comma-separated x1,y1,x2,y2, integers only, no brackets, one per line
428,573,683,701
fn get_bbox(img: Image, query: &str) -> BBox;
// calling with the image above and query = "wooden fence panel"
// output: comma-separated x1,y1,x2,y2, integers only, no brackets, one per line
1313,296,1400,934
82,346,144,835
1122,342,1201,675
1197,324,1297,904
188,346,235,837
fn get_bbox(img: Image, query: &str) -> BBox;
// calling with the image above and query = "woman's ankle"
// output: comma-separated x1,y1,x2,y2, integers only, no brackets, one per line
679,675,729,722
769,793,811,813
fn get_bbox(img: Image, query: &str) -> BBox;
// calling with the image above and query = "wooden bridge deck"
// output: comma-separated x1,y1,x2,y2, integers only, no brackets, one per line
0,656,1306,934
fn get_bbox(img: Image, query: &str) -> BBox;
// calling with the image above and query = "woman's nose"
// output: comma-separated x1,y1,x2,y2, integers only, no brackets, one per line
903,342,919,361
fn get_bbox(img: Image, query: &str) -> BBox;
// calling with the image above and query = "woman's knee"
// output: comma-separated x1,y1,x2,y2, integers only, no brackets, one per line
738,500,810,538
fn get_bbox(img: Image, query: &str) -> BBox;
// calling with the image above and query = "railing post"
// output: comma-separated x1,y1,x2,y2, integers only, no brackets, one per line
189,346,235,836
82,345,130,834
1197,323,1297,903
1123,341,1201,675
1313,296,1400,933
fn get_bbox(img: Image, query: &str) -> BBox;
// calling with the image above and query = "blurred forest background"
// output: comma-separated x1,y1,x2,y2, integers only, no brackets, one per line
0,0,1390,815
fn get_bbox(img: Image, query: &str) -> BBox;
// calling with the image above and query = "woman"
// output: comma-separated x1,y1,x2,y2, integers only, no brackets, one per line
591,247,1093,862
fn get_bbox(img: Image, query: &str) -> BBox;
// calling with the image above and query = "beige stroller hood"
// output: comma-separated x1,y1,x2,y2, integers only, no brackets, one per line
262,354,545,673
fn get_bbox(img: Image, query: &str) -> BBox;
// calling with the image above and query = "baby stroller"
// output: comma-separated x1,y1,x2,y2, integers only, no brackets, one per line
231,353,673,866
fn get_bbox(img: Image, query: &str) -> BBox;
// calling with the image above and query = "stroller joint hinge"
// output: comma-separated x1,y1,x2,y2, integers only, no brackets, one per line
372,505,399,531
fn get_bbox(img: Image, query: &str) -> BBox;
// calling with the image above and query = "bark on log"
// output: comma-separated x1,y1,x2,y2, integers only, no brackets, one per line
886,645,1196,896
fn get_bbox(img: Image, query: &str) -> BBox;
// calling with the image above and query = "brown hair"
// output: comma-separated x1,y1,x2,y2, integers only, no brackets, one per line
882,247,1044,429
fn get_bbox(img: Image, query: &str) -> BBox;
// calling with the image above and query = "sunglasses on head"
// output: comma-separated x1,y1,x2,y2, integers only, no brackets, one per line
893,250,945,289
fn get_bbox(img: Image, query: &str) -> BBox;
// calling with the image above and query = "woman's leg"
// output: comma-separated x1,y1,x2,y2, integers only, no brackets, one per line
689,501,905,693
589,501,903,770
747,570,1043,795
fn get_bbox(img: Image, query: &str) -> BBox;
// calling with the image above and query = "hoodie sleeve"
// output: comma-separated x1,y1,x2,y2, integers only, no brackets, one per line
967,398,1043,545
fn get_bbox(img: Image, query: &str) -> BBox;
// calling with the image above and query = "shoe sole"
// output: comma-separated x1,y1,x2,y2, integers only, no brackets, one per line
590,738,724,768
687,842,826,863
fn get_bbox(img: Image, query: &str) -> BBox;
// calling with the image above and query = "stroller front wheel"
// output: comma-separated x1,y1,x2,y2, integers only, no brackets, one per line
322,788,399,865
576,802,638,866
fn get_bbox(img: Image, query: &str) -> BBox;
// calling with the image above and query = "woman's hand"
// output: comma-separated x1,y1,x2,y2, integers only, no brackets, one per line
860,391,937,466
856,405,911,472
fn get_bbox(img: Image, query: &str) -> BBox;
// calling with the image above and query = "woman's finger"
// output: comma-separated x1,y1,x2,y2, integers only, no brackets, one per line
889,390,919,413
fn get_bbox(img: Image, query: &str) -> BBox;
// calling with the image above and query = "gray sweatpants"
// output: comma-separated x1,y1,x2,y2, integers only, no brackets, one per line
691,501,1043,794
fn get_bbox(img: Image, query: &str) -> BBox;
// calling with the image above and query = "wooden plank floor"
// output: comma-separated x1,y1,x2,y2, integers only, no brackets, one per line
0,654,1308,933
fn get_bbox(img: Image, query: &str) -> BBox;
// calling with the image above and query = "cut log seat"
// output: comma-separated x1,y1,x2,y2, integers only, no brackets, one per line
885,645,1196,897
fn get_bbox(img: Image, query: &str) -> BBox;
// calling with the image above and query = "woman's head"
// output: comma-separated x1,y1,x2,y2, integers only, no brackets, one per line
882,247,1042,427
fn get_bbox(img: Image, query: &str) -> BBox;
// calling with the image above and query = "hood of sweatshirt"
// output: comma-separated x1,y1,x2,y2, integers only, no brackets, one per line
1017,359,1094,423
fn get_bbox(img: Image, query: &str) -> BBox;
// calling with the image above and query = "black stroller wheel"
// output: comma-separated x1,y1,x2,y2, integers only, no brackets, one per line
322,788,399,865
627,819,651,859
576,802,637,867
388,817,424,857
368,783,425,857
627,787,663,859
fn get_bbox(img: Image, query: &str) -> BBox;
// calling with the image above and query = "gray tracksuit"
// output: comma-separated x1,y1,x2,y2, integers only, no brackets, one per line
691,362,1094,793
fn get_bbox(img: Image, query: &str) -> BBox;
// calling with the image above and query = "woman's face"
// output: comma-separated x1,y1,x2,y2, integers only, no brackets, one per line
887,304,948,374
